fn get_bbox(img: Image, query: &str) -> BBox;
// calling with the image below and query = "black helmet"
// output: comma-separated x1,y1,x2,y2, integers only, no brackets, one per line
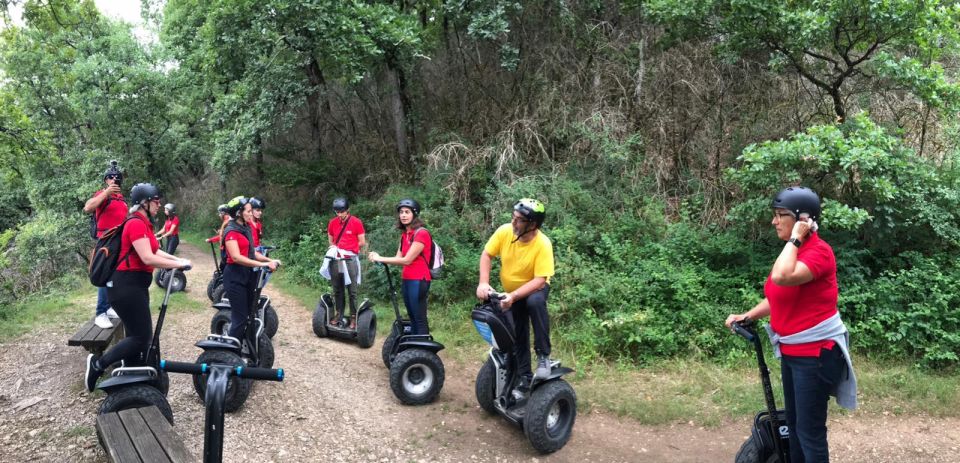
771,186,821,222
514,198,546,227
226,195,250,218
217,204,228,215
130,183,160,205
332,197,349,212
250,196,265,210
396,198,420,216
103,159,123,183
164,203,176,214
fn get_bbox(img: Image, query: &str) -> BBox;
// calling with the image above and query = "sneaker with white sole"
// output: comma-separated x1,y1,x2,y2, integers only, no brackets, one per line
535,354,551,379
105,308,119,319
85,354,103,392
94,313,113,328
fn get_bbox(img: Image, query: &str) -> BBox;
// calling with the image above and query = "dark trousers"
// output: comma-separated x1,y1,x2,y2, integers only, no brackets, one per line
507,285,551,376
224,264,256,339
330,257,359,318
401,279,431,335
781,344,845,463
165,235,179,255
102,271,153,367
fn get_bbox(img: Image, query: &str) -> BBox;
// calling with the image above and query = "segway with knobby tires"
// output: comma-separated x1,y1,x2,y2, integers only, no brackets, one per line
471,292,577,454
311,256,377,348
209,246,279,338
191,264,277,412
95,266,191,424
731,319,790,463
206,241,224,302
374,263,445,405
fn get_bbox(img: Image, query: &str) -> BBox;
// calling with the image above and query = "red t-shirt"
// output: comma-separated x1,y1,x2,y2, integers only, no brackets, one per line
163,216,180,236
400,228,432,281
327,216,365,254
117,213,159,273
765,233,838,357
250,220,262,247
224,230,251,264
92,190,127,238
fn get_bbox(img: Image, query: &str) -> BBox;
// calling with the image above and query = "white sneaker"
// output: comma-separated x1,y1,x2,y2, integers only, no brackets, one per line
94,313,113,328
105,308,119,319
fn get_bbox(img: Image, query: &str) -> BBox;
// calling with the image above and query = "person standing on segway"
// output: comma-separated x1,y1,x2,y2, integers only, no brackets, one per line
83,160,127,328
206,204,230,244
84,183,192,392
221,196,280,341
476,198,555,380
250,196,266,249
725,186,857,463
369,199,433,335
326,197,366,328
155,203,180,255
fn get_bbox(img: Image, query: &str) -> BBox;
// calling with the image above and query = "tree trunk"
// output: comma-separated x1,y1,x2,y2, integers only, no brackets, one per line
386,60,415,169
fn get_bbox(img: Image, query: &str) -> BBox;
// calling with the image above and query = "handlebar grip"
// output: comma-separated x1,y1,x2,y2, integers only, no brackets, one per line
180,264,192,272
235,366,284,381
731,322,756,342
160,360,208,375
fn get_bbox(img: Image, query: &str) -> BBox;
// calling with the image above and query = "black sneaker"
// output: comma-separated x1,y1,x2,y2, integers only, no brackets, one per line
85,354,103,392
535,355,551,379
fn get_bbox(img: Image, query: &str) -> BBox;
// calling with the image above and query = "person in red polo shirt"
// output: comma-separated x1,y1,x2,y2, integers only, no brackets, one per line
250,196,266,248
155,203,180,255
369,199,433,335
84,183,191,392
326,197,366,328
83,160,129,328
206,204,230,244
726,186,857,463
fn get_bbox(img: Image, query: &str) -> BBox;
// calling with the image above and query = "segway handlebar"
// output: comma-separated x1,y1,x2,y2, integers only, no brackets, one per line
160,360,285,381
731,320,757,342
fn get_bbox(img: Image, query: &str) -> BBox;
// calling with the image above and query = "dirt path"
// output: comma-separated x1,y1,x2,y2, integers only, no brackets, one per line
0,242,958,462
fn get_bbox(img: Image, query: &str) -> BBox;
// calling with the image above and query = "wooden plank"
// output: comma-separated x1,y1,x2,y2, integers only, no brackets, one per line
96,412,142,463
139,407,196,463
94,320,121,343
118,408,171,463
68,320,98,346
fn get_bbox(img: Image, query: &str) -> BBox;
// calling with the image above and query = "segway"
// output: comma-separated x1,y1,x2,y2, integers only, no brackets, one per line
311,256,376,348
153,238,187,293
731,320,791,463
95,266,191,424
374,263,444,405
206,241,224,302
161,360,284,463
191,264,277,412
471,292,577,454
209,246,279,338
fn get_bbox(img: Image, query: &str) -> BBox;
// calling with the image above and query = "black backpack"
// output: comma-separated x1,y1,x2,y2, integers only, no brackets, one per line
88,196,113,240
89,215,137,287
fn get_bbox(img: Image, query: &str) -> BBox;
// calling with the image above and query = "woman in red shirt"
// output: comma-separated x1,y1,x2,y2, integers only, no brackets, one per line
369,199,433,335
156,203,180,255
221,196,279,340
84,183,191,392
725,187,851,463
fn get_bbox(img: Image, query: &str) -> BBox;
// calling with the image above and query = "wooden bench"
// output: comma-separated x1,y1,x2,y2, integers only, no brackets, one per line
96,406,196,463
67,317,124,355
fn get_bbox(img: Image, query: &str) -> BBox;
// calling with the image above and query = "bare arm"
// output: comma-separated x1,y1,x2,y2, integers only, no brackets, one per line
131,238,185,269
83,190,111,214
225,240,271,268
375,241,424,266
770,219,816,286
476,250,494,299
725,298,772,328
357,233,367,254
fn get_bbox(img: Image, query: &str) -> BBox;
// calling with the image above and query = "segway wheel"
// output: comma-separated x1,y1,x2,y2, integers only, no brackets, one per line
154,370,170,396
474,358,497,414
154,269,166,288
312,301,328,338
206,277,219,302
210,309,231,336
99,384,174,425
257,334,275,369
356,309,377,348
389,349,445,405
735,434,780,463
192,349,250,413
523,379,577,454
381,327,399,368
167,271,187,293
211,284,226,303
264,304,279,339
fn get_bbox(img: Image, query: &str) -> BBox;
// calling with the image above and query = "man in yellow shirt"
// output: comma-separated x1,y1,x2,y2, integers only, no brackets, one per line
476,198,555,379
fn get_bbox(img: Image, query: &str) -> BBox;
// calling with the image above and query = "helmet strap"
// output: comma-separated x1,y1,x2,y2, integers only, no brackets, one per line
511,222,536,243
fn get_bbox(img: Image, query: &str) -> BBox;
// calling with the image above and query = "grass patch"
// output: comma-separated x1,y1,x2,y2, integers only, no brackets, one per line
0,273,91,342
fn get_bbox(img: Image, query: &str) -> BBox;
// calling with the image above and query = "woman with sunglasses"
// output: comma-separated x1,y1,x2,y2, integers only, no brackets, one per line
369,199,433,335
84,183,192,392
83,162,128,328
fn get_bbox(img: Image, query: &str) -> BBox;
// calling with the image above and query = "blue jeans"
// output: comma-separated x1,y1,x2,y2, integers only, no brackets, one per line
96,286,110,315
781,344,845,463
401,279,431,335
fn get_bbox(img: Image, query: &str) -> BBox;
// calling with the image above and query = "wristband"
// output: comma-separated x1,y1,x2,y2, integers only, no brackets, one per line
788,238,802,248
